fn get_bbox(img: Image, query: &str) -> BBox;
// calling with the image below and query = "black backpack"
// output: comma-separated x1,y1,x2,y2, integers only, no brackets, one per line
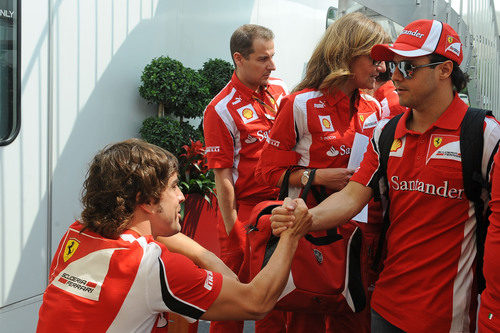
373,107,497,292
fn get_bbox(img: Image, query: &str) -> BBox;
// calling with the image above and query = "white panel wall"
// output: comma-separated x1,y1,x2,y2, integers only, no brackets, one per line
0,0,49,330
0,0,49,308
250,0,338,89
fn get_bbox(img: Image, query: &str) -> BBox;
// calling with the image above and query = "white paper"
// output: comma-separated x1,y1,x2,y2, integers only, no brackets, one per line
348,133,370,170
348,133,369,223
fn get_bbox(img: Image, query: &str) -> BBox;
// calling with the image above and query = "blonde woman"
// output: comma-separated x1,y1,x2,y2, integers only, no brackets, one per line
257,12,390,332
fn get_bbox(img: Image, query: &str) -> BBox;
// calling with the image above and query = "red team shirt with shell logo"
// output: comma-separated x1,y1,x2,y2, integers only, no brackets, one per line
37,221,223,332
203,72,288,204
255,88,381,188
351,94,500,332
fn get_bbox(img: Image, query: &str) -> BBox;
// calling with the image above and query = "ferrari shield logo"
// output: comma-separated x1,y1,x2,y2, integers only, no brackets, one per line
64,238,80,262
359,115,364,122
433,137,443,147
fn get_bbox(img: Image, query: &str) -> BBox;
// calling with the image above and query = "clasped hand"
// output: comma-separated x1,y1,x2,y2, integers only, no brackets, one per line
270,197,312,237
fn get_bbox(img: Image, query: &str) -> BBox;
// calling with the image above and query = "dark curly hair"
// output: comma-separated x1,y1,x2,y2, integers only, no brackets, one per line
80,138,178,238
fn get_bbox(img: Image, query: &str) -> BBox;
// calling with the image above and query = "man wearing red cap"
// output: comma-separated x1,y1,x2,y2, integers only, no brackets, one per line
271,19,500,332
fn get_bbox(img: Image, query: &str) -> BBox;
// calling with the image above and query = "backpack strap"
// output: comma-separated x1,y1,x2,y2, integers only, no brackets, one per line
460,107,492,202
371,114,403,271
460,107,494,292
377,114,404,194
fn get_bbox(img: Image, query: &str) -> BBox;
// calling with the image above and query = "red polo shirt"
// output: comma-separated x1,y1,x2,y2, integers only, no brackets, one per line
351,94,500,332
256,88,380,187
37,222,223,332
203,72,287,204
479,151,500,332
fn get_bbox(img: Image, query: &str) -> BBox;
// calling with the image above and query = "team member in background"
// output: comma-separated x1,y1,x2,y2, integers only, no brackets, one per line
203,24,288,332
479,151,500,333
36,139,311,332
256,12,390,333
373,62,408,118
271,19,500,333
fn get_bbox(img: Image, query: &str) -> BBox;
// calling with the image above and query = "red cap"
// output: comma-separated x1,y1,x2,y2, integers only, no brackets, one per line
371,19,463,65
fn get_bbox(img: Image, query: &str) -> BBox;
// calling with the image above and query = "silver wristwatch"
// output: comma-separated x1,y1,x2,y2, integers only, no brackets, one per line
300,169,310,187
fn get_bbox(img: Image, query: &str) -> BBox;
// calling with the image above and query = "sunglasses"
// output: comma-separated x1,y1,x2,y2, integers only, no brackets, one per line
388,61,446,79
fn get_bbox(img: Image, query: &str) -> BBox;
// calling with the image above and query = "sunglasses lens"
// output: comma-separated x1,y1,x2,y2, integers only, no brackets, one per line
403,61,415,78
389,61,413,79
388,62,396,73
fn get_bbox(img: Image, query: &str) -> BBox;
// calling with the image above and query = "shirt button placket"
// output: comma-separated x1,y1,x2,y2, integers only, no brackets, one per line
416,136,426,165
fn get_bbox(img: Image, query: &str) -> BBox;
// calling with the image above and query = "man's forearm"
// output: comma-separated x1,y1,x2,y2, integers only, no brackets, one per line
214,169,238,234
156,234,237,279
309,181,373,231
247,233,299,312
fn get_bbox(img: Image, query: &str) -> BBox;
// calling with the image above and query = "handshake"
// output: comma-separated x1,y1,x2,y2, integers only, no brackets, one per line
270,197,313,238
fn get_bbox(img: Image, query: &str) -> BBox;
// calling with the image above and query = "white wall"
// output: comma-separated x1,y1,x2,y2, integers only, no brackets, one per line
0,1,335,331
250,0,337,89
0,0,49,326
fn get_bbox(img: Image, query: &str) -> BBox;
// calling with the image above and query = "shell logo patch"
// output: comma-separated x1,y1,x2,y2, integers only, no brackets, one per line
319,115,335,132
433,137,443,147
237,104,258,124
242,108,253,119
389,137,406,157
391,139,402,152
64,238,80,262
426,134,461,163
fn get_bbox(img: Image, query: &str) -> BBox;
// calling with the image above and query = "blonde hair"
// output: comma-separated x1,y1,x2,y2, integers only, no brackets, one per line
294,12,390,93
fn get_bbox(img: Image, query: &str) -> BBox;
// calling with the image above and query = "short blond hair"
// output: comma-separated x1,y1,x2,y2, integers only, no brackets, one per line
230,24,274,66
294,12,390,93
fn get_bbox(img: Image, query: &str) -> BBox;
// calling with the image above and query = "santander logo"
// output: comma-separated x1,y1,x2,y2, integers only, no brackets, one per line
390,176,464,200
401,29,424,38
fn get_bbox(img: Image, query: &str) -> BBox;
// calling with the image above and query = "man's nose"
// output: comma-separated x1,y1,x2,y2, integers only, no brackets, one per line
268,59,276,71
377,61,386,73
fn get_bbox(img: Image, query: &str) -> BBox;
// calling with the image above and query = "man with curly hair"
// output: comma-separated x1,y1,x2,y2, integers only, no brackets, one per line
36,139,311,332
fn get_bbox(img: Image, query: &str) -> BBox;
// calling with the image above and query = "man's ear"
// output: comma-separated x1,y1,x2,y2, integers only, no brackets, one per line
139,203,154,214
136,192,154,214
233,52,244,68
438,60,453,80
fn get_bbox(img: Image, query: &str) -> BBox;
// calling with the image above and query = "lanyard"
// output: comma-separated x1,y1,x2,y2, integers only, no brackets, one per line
252,89,278,116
